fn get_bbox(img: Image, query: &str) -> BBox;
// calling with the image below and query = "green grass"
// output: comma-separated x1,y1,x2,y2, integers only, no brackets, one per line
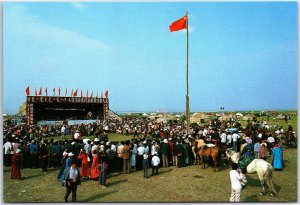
3,148,297,202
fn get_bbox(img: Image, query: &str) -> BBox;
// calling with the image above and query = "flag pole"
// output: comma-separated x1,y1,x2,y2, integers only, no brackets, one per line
186,11,190,135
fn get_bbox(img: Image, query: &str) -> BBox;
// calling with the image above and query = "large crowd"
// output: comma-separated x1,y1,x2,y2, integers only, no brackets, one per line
4,115,295,184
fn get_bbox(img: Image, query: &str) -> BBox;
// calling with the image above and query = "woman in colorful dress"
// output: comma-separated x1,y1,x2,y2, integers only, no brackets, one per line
78,149,89,179
11,149,22,180
272,143,283,170
90,150,99,180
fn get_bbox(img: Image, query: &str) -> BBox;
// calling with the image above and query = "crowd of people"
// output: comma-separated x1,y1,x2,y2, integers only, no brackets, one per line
3,114,295,202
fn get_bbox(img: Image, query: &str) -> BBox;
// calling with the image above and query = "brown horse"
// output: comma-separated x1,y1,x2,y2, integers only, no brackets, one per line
197,143,220,171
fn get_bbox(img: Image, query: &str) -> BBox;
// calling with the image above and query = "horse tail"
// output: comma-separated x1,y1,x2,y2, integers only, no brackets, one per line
266,166,277,195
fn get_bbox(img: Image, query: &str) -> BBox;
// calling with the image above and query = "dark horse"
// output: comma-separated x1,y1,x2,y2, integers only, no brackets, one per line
197,142,220,171
286,131,297,148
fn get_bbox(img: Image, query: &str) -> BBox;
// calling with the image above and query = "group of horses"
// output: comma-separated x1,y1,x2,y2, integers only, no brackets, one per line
191,140,278,197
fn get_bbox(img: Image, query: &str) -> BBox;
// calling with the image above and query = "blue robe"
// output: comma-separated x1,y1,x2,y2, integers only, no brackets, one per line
59,157,73,182
272,147,283,169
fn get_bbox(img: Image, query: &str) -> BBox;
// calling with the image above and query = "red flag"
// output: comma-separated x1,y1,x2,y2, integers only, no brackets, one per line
45,87,48,96
169,15,187,32
38,87,42,96
80,89,83,97
73,89,78,97
71,89,73,97
105,90,108,98
90,91,93,99
25,86,30,96
53,88,55,96
65,88,67,97
58,87,61,96
86,90,88,98
35,87,37,96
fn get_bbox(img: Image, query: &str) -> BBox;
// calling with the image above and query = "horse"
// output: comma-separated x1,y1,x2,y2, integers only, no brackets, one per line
286,131,297,148
197,143,220,171
226,148,277,196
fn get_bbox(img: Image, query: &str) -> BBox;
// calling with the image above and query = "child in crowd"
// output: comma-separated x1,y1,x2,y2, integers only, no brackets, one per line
98,158,108,188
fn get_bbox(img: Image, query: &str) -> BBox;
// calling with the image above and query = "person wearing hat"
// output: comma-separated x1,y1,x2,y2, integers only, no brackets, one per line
57,150,69,181
11,149,22,180
64,161,81,202
151,152,160,176
161,138,169,168
60,152,74,182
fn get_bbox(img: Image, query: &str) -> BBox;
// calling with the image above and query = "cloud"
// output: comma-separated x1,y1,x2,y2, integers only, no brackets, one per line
70,2,88,11
6,4,112,56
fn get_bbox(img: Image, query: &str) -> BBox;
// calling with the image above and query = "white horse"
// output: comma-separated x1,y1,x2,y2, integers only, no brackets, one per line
226,148,277,196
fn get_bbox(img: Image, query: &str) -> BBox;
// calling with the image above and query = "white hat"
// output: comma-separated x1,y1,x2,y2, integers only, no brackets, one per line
106,142,110,146
163,139,168,143
16,149,21,154
94,138,99,142
68,152,74,157
71,142,75,145
63,151,68,156
168,138,172,141
143,140,147,144
143,154,148,159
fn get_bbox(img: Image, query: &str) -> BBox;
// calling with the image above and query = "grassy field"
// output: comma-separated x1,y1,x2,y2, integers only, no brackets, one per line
3,111,297,202
3,147,297,202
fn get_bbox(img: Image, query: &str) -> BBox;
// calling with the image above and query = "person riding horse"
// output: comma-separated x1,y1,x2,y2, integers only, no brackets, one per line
238,137,254,174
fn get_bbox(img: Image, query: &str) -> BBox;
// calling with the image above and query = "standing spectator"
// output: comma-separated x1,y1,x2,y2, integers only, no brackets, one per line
60,152,74,182
229,163,243,202
136,142,145,171
176,140,184,168
272,143,283,170
57,150,68,180
122,140,131,174
143,154,149,178
28,140,38,169
232,132,239,152
52,141,62,168
90,150,99,180
39,142,48,173
117,141,124,173
130,141,138,172
226,132,232,148
98,158,108,188
64,161,81,202
78,149,89,179
161,139,169,168
11,149,22,180
151,152,160,176
61,125,66,140
3,138,13,167
253,140,261,159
